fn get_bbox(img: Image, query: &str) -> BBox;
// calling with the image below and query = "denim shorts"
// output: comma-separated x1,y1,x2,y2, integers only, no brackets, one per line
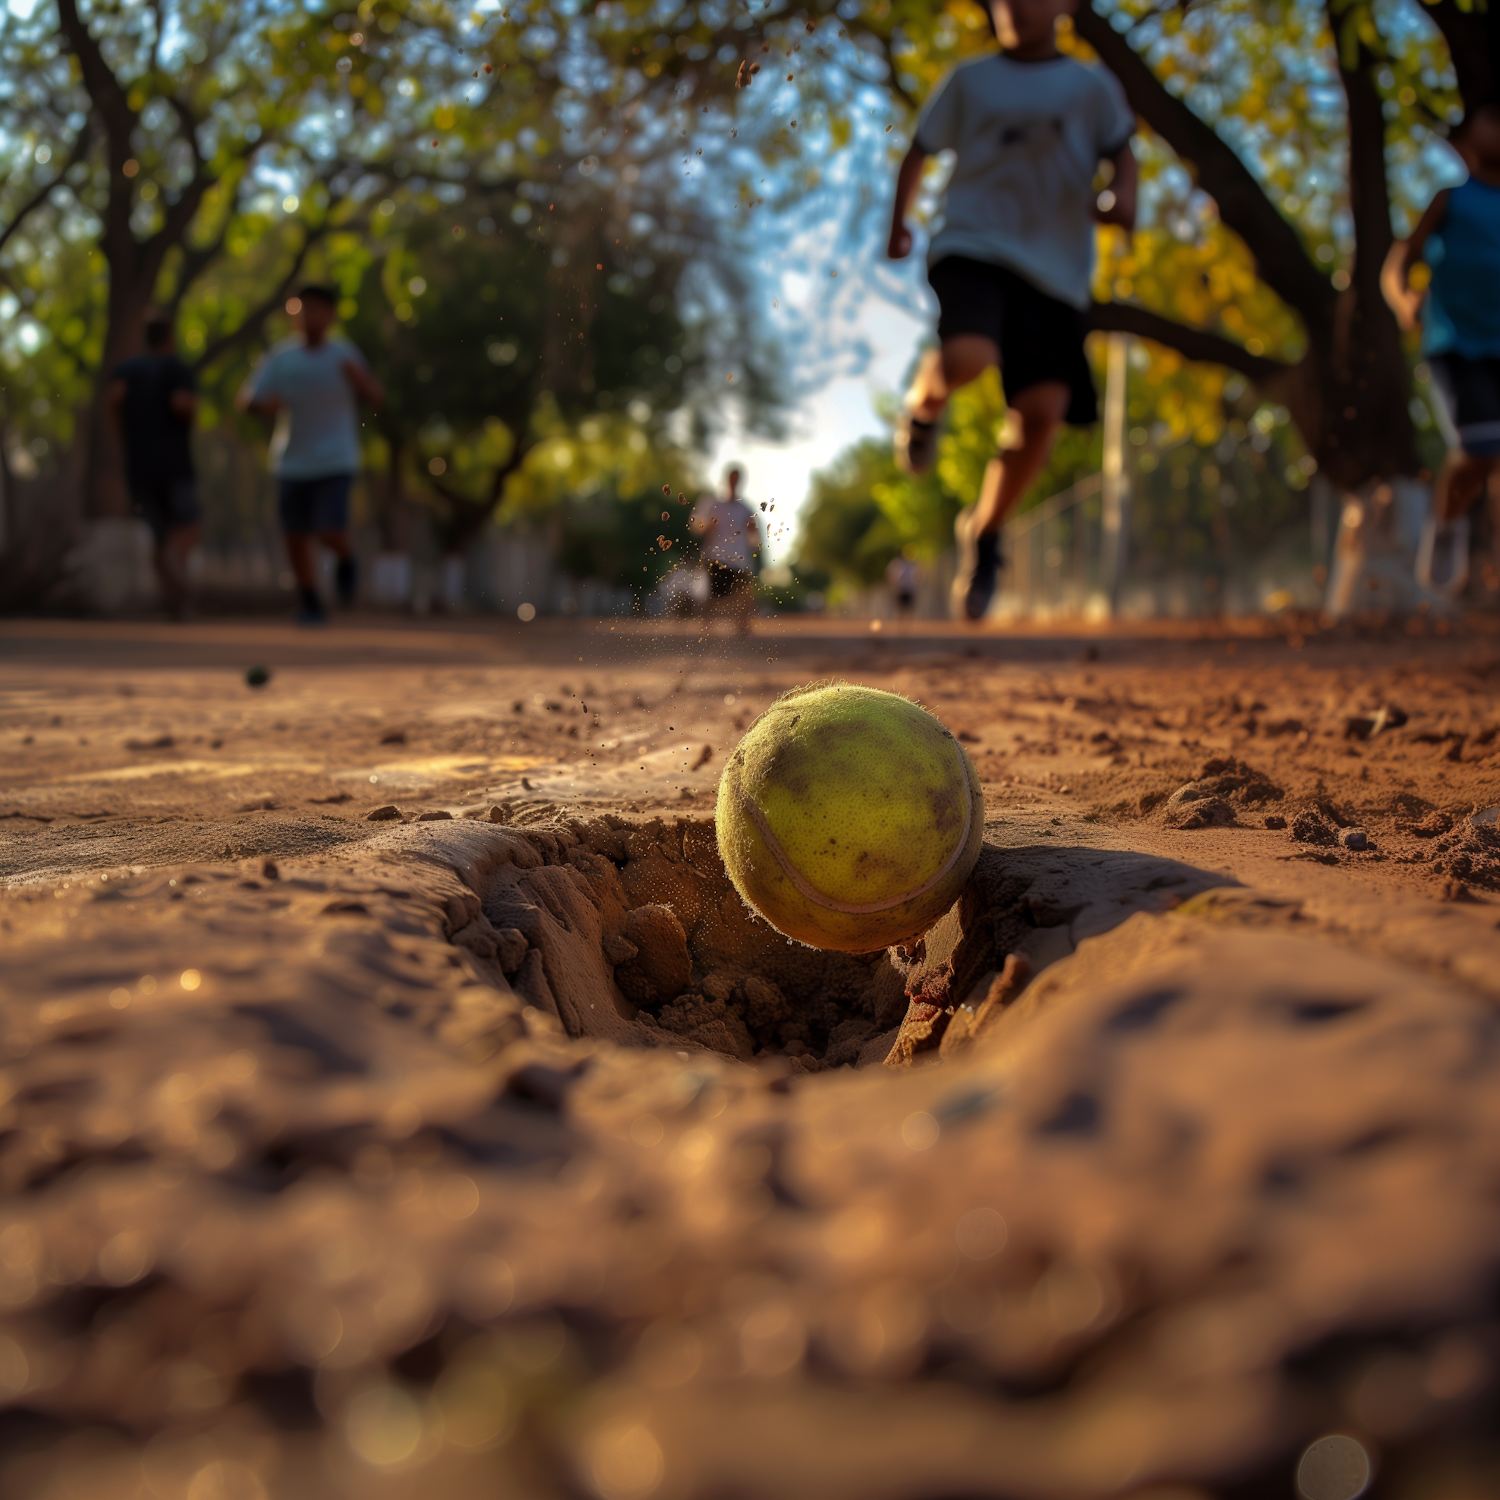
1428,353,1500,457
277,473,353,533
128,476,201,542
928,256,1098,426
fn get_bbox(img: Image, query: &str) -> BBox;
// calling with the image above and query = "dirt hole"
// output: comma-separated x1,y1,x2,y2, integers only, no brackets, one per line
456,811,1033,1072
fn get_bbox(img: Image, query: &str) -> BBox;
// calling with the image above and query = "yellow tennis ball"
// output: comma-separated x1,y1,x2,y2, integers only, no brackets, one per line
716,681,984,952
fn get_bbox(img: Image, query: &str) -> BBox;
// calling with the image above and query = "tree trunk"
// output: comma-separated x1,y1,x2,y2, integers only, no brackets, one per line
1076,0,1421,495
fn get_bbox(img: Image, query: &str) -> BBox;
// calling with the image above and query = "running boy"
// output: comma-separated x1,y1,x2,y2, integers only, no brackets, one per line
1382,100,1500,599
889,0,1137,620
107,316,200,618
238,285,384,625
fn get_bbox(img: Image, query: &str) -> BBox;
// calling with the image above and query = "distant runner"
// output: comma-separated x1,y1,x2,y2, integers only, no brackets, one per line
1383,100,1500,600
691,465,760,634
238,285,384,625
107,316,200,619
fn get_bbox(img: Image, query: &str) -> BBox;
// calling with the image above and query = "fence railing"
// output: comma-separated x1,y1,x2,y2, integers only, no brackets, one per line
995,473,1109,620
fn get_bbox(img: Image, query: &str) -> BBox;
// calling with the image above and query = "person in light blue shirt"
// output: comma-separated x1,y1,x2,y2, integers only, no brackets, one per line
238,285,384,624
886,0,1136,622
1383,101,1500,599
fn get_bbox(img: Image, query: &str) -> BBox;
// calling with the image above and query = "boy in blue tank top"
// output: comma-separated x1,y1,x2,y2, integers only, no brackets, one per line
1383,100,1500,598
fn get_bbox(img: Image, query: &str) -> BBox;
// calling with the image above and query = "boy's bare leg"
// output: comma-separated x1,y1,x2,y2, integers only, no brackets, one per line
1434,451,1499,521
1418,451,1499,598
906,336,998,421
898,336,998,474
955,380,1069,622
732,578,755,635
154,523,200,618
973,380,1071,533
318,528,357,609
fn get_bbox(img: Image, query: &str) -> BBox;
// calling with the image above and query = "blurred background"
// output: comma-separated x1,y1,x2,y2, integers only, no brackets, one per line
0,0,1493,626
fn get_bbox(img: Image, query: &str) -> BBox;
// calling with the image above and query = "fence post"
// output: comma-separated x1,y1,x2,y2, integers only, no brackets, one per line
1100,333,1130,615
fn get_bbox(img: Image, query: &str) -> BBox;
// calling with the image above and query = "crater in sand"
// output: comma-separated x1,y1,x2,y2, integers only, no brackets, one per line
444,806,1232,1071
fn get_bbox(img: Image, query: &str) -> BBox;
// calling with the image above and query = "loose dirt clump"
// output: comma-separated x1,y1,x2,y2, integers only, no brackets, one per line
1427,818,1500,890
1290,805,1341,845
1160,756,1283,829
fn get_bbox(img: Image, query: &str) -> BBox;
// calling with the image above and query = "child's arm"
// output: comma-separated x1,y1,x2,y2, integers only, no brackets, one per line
1381,189,1449,331
888,145,928,260
1094,143,1137,230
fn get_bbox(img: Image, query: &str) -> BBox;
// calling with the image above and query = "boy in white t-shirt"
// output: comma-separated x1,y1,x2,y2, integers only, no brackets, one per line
238,285,384,624
888,0,1137,620
690,466,760,634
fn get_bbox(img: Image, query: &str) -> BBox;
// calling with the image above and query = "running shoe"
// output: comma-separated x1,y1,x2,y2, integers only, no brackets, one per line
296,592,328,626
335,555,358,608
952,507,1004,622
895,412,939,475
1416,515,1470,599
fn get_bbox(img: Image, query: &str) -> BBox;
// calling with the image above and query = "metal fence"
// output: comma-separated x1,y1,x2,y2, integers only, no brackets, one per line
994,474,1111,621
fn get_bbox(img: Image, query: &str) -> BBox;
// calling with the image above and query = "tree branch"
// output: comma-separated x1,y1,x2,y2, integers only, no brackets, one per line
1074,3,1334,325
55,0,138,268
190,225,326,374
1424,0,1495,114
1336,26,1393,307
0,117,94,259
167,222,231,316
1086,300,1297,384
875,33,919,111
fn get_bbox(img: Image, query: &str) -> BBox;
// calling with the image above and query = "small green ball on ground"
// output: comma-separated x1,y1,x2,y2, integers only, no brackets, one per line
716,681,983,953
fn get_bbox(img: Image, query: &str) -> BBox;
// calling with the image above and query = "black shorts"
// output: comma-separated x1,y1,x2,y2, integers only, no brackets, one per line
1429,353,1500,458
928,256,1098,426
707,562,752,598
278,473,353,534
128,476,200,543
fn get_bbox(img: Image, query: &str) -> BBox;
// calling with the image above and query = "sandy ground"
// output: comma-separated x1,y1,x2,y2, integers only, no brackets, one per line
2,612,1500,1500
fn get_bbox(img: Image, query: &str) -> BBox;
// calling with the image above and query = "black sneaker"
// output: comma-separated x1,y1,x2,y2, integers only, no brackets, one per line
335,555,358,608
895,412,939,475
953,509,1003,622
296,587,327,626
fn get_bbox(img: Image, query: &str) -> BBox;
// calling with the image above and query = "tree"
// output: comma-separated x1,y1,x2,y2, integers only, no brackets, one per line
0,0,793,604
856,0,1499,497
338,180,774,566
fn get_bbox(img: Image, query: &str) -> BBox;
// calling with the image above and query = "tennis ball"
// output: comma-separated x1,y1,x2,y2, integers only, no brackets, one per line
716,681,983,952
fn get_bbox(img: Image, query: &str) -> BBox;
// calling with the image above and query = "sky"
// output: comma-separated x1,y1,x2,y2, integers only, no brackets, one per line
708,284,925,564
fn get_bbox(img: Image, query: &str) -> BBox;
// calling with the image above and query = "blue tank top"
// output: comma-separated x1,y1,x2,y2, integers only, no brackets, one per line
1423,176,1500,360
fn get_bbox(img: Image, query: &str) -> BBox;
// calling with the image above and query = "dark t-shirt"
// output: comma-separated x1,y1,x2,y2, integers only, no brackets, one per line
113,353,195,485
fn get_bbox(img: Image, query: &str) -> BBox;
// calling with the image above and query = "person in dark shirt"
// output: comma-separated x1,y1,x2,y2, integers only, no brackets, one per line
106,317,201,617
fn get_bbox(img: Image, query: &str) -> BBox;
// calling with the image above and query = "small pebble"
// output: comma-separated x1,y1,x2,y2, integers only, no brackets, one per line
416,810,453,821
245,666,271,688
1265,814,1287,830
1342,828,1368,850
366,805,402,822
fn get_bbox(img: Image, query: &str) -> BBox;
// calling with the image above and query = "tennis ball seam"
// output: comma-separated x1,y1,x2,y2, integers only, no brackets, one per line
738,734,975,915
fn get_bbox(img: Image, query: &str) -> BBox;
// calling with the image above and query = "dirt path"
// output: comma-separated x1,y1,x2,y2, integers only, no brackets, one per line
2,616,1499,1499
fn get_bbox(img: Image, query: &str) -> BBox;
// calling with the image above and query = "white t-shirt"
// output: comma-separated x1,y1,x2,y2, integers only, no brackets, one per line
692,495,757,570
247,336,369,479
914,54,1135,309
